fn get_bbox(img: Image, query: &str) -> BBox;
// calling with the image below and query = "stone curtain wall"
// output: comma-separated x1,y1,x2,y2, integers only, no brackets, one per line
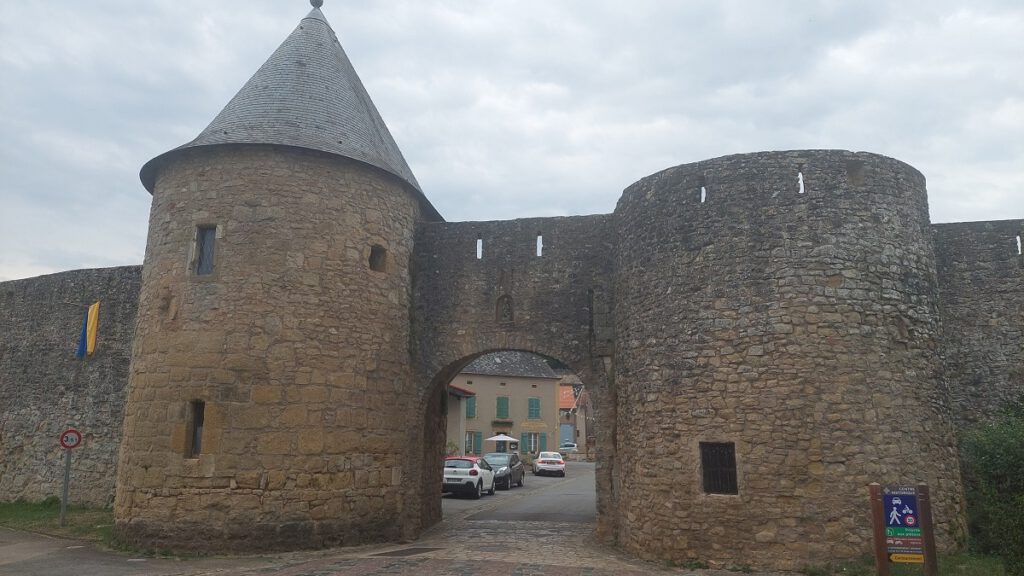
410,214,615,534
612,151,965,570
114,145,422,551
0,266,140,506
934,220,1024,430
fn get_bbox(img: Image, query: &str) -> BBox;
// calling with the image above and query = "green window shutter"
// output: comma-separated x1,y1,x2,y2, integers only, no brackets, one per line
474,431,483,455
521,432,529,452
528,397,540,419
540,433,547,452
466,396,476,419
496,396,509,419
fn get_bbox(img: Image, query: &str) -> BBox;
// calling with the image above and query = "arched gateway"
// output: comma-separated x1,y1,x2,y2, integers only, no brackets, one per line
114,2,966,570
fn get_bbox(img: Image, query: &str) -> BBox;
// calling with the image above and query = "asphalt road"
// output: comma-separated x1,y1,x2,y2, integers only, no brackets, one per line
467,461,596,523
443,460,596,523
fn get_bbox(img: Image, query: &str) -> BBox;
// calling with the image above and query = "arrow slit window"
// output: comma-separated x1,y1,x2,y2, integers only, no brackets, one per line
186,400,205,458
700,441,738,494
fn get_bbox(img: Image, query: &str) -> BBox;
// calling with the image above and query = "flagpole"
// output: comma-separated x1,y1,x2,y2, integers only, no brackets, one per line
60,300,96,525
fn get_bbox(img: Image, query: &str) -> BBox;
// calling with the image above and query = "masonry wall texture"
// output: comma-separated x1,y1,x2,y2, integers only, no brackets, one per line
0,266,140,506
112,144,422,551
934,220,1024,431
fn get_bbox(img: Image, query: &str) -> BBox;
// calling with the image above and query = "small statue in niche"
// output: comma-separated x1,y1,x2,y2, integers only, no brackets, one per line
497,294,513,323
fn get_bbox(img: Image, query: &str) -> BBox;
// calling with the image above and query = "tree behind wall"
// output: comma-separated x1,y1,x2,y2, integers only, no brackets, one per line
962,396,1024,574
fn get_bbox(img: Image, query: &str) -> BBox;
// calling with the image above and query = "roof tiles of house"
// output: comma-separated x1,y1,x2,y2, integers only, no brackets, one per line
559,385,577,409
139,4,441,221
461,352,559,379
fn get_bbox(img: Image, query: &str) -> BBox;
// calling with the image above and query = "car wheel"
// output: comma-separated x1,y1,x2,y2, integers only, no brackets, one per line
487,478,496,495
560,471,565,477
472,481,482,499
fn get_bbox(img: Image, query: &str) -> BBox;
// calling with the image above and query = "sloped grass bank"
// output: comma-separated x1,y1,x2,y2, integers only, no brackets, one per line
0,497,113,544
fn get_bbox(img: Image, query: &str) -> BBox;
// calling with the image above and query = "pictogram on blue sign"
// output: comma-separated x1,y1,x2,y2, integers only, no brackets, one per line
884,493,919,528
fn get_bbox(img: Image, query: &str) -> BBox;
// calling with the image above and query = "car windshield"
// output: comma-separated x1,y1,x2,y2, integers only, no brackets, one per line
539,452,561,459
483,454,509,466
444,459,474,469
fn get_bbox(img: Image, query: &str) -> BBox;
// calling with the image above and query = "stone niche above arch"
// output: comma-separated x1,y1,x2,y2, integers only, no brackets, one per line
496,294,514,324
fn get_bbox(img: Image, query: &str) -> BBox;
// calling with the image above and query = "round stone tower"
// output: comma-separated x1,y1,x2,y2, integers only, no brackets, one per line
114,3,440,551
611,150,965,570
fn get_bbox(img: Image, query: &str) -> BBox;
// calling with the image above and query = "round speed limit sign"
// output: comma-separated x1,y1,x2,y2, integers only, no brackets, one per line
60,428,82,449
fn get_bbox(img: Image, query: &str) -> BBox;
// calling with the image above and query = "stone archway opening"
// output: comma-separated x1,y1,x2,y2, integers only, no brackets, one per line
417,349,606,534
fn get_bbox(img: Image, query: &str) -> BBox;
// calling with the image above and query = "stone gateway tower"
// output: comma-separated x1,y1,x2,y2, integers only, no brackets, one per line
114,3,440,549
99,1,1007,570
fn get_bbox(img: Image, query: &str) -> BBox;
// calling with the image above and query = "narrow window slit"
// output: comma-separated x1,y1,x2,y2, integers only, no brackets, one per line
698,175,708,203
797,171,805,194
476,237,483,260
195,225,217,275
1017,234,1022,255
186,400,205,458
536,234,543,257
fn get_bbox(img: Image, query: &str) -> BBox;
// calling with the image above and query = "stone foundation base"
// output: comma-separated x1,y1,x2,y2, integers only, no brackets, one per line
113,517,402,553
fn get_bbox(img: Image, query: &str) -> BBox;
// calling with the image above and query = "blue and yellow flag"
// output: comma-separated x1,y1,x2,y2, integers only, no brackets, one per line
75,301,100,358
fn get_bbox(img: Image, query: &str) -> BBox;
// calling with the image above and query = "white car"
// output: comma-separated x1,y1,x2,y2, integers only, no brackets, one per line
442,456,496,498
559,442,578,454
532,451,566,477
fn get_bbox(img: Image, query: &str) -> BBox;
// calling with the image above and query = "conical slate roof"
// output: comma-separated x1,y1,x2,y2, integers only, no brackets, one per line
141,5,441,221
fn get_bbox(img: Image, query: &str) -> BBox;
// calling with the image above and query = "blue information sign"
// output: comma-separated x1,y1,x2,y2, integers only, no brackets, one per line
882,486,924,561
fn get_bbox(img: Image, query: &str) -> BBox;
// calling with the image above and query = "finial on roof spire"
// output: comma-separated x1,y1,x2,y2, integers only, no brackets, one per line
311,0,323,8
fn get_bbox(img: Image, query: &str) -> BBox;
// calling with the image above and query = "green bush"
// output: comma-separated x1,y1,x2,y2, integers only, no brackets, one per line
962,397,1024,574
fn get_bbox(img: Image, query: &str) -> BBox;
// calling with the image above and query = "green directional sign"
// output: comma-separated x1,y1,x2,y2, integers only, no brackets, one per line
886,527,922,537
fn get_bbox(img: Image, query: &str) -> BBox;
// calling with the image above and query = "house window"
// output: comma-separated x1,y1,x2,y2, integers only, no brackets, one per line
195,225,217,275
528,397,541,419
700,442,738,494
186,400,205,458
496,396,509,419
521,432,547,453
465,396,477,419
465,431,482,455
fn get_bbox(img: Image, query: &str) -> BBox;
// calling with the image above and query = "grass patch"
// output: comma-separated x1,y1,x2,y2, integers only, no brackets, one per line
801,553,1005,576
0,497,114,545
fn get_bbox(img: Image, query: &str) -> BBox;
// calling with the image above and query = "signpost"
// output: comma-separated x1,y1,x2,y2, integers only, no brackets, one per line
59,428,82,527
869,483,938,576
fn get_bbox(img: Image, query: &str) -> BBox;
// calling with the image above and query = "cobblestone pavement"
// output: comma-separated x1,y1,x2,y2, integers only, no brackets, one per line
214,497,790,576
221,520,770,576
2,519,789,576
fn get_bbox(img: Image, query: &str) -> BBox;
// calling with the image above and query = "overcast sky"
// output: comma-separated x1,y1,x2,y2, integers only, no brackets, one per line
1,0,1021,281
